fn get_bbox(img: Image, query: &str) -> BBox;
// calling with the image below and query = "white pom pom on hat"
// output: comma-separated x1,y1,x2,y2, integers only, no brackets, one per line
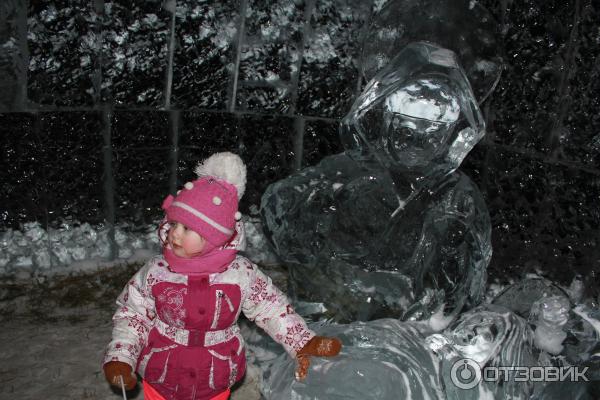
194,152,247,200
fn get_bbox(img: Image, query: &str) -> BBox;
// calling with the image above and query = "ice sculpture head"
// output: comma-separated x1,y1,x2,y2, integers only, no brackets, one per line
447,305,533,367
381,76,461,168
342,42,485,172
530,295,570,330
435,306,537,399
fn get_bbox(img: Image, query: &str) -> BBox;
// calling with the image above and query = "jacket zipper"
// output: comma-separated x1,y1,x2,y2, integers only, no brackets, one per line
211,290,223,329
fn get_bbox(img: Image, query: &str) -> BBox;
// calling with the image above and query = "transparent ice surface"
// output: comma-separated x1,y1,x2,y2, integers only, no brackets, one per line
258,305,539,400
436,305,539,400
492,277,570,318
490,278,600,365
260,319,445,400
530,295,570,355
532,381,594,400
565,304,600,366
261,42,491,322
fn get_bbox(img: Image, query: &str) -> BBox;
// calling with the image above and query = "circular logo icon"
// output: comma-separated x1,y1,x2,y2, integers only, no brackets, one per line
450,358,482,390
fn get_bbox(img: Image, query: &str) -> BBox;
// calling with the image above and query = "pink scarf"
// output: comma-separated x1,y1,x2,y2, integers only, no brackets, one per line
161,220,246,275
163,245,236,275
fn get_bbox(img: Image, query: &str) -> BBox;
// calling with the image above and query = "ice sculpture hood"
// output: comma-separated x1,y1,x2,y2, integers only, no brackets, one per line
341,42,485,175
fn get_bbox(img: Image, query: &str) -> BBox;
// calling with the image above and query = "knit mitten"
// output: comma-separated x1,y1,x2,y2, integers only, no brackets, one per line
295,336,342,380
103,361,137,390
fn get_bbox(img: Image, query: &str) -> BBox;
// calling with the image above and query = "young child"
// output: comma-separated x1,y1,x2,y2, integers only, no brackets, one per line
103,152,341,400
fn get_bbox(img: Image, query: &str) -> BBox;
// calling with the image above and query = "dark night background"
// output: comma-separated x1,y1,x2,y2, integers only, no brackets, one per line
0,0,598,293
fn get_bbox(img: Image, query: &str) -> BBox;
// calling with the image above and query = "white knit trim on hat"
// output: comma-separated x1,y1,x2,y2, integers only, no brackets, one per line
194,152,247,200
172,201,234,236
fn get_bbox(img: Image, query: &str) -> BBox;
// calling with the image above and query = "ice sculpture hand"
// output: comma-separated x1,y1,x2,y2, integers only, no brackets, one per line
295,336,342,380
103,361,137,390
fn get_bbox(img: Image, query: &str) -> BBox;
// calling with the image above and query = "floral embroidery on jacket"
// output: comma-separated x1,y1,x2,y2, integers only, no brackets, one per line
248,277,277,304
280,304,295,318
157,286,187,328
284,323,313,352
146,273,159,286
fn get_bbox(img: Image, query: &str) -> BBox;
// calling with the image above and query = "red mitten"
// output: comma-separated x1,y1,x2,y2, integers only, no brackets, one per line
295,336,342,380
103,361,137,390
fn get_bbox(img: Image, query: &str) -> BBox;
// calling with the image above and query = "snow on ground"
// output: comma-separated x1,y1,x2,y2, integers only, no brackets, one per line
0,314,262,399
0,261,268,400
1,316,129,399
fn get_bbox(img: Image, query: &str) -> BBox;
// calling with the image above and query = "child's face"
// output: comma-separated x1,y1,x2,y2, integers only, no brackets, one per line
167,221,207,258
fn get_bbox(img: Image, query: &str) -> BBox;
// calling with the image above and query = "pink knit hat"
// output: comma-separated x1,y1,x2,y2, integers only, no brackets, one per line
161,152,247,247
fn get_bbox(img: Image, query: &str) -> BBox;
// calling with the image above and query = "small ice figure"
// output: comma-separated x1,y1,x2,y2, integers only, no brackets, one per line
261,42,492,322
530,295,571,355
257,305,538,400
438,305,539,400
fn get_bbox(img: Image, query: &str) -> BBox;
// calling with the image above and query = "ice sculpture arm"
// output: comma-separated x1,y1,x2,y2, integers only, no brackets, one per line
406,178,491,320
242,263,315,357
103,262,156,369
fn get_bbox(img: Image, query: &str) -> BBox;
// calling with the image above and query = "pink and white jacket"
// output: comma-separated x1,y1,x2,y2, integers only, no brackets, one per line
103,230,315,399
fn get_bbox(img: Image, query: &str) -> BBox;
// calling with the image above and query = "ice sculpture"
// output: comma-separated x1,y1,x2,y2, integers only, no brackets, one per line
433,305,539,400
491,278,600,367
492,277,570,318
261,42,492,322
260,319,444,400
566,304,600,367
257,305,538,400
529,295,571,355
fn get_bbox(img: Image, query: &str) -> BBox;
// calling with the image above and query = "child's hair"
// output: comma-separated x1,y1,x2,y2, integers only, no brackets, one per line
157,219,170,249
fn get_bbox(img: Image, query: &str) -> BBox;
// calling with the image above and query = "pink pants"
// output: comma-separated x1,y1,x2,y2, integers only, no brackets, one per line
143,381,231,400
